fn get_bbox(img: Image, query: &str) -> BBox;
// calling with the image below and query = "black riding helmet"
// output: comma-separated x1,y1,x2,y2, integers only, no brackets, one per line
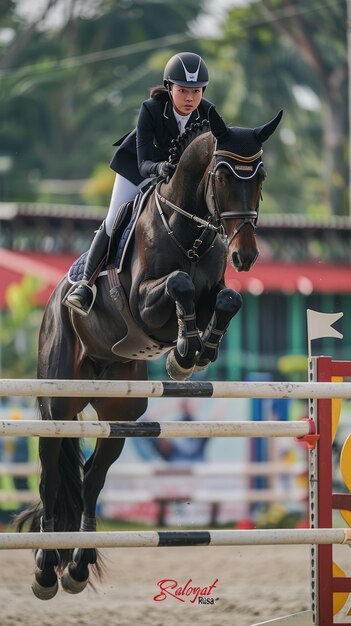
163,52,209,90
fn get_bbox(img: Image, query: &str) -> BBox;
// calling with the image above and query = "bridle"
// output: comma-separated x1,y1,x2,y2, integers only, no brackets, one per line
154,145,264,262
207,147,264,246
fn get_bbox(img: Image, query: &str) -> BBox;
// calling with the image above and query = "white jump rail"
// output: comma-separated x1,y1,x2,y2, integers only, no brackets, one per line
0,461,307,477
0,420,312,438
0,378,348,398
0,488,306,505
0,528,350,550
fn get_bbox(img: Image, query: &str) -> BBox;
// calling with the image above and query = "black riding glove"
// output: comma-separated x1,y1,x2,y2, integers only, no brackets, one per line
156,161,176,180
139,160,176,180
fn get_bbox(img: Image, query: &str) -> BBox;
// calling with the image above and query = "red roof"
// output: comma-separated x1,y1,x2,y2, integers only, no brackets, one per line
225,261,351,295
0,249,76,309
0,249,349,309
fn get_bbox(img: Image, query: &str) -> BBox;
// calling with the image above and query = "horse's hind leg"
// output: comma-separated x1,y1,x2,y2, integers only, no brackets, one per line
60,437,126,594
61,365,147,594
32,445,62,600
196,287,242,372
31,284,87,599
165,271,202,380
33,395,86,599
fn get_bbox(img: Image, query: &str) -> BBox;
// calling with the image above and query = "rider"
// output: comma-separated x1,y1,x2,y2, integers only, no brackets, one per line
65,51,212,316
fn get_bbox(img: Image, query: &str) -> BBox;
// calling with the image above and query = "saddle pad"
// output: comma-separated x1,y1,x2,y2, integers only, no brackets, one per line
114,213,136,269
67,252,88,284
67,183,155,283
66,217,134,284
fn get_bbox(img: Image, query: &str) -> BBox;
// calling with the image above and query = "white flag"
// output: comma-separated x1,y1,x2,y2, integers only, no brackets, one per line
307,309,343,349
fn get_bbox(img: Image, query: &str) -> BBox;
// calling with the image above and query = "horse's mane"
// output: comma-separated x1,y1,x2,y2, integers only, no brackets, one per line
168,120,210,165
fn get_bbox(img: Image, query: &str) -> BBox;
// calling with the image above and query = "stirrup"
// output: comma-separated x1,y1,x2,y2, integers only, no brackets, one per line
62,281,97,317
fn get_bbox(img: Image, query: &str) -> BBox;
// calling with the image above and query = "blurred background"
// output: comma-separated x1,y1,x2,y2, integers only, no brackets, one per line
0,0,348,529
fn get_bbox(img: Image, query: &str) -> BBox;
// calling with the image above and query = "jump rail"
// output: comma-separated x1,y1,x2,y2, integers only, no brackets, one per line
0,460,307,477
2,355,351,626
0,528,350,550
0,488,306,505
0,419,312,439
0,378,348,398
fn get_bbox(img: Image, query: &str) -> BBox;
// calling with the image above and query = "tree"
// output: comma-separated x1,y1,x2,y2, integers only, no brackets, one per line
203,0,347,215
0,1,204,202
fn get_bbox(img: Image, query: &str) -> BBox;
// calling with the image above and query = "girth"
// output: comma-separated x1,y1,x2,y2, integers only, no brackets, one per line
107,269,174,361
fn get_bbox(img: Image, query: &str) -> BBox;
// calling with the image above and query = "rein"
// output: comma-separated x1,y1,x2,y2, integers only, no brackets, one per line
155,187,219,232
155,185,220,262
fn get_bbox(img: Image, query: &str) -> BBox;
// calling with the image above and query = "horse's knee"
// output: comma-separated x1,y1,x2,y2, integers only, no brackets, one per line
166,271,195,305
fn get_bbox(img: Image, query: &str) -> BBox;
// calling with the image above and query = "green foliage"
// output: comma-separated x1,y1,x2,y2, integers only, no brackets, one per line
0,0,348,214
201,0,347,215
0,276,43,377
81,162,115,205
0,1,204,202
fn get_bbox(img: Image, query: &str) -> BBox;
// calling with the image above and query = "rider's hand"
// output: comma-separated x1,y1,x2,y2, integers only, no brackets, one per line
156,161,176,180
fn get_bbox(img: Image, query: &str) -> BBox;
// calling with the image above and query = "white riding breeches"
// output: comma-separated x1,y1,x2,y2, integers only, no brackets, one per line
105,174,150,236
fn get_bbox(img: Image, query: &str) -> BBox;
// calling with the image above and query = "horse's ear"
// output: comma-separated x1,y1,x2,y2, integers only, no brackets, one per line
208,106,229,141
254,110,283,143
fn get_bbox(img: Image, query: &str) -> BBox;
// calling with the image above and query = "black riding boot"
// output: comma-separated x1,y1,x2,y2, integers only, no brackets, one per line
65,222,110,315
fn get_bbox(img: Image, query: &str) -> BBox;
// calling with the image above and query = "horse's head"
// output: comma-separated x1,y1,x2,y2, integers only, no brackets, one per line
207,106,283,271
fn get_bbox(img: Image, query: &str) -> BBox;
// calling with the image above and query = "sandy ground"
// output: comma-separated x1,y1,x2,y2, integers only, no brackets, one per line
0,543,312,626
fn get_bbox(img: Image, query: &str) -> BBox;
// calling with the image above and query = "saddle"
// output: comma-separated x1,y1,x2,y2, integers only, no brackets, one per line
67,184,153,285
67,184,174,362
106,185,174,361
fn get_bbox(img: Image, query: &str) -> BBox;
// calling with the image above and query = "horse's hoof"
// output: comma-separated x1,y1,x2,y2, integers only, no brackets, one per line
32,578,59,600
194,361,210,373
61,566,89,595
166,351,194,381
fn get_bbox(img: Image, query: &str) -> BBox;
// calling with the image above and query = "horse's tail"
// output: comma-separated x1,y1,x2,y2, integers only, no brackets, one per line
14,421,84,572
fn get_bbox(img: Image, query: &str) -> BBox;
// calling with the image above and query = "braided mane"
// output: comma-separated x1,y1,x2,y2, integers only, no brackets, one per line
168,120,210,165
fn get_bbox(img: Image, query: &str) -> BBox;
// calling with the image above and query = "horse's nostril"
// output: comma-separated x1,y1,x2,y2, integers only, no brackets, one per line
232,252,241,269
232,250,259,272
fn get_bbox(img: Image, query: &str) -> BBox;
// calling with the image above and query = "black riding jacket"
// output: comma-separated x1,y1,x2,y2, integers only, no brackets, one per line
110,94,213,186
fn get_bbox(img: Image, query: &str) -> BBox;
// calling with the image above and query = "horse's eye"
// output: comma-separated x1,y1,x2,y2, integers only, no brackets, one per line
215,170,228,183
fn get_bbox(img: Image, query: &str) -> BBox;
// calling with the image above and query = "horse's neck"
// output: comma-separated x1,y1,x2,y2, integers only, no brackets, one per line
163,137,212,218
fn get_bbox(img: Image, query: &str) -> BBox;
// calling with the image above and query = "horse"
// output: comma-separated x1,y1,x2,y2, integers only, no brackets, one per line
15,106,282,599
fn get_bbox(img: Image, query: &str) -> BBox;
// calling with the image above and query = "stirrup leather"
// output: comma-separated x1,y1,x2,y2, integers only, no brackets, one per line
62,281,97,317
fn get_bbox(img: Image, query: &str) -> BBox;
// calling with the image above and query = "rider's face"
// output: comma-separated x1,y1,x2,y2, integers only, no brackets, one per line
171,84,203,116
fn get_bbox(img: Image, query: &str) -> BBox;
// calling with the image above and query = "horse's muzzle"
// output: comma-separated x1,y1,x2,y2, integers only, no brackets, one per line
231,249,259,272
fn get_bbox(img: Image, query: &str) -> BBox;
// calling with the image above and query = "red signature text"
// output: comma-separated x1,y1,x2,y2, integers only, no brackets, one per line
153,578,218,603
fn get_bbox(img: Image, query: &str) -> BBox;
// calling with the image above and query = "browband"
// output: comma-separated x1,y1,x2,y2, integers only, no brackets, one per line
214,149,263,163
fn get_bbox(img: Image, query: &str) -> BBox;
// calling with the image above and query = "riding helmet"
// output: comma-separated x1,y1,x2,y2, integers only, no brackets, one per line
163,52,209,89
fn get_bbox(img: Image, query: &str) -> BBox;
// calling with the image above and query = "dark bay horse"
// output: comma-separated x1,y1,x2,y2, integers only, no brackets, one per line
16,106,282,599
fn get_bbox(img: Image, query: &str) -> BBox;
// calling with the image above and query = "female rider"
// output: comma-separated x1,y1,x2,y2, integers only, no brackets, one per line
65,52,212,315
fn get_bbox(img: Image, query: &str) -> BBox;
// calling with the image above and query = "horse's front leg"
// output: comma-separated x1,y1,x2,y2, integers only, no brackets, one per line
195,287,242,372
138,270,202,380
165,271,202,380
